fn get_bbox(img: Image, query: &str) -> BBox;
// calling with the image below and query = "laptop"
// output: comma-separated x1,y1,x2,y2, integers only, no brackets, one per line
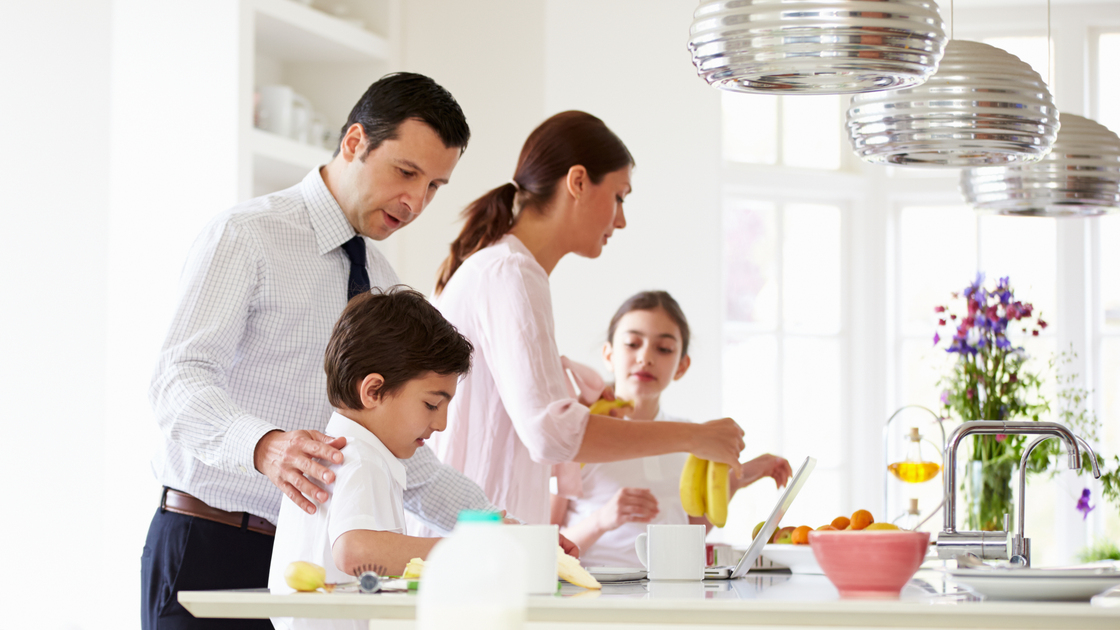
704,456,816,580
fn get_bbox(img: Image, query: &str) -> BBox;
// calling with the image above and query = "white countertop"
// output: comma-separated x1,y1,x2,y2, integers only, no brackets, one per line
178,570,1120,629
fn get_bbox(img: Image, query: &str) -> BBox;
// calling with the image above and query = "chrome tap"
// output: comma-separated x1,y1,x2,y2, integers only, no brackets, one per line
937,421,1082,560
1010,435,1101,567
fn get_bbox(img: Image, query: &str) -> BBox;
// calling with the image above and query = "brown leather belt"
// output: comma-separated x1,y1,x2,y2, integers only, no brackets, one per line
161,487,276,536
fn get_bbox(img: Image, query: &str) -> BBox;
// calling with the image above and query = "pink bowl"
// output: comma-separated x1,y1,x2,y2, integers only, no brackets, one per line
808,530,930,599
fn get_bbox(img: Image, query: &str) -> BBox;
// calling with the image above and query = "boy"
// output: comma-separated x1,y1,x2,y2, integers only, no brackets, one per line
268,287,473,629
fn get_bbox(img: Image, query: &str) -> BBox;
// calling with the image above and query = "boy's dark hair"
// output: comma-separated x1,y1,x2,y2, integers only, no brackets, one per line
607,291,692,357
335,72,470,159
325,286,473,410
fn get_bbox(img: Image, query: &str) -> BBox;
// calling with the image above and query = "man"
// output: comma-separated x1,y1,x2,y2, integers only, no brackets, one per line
143,73,532,629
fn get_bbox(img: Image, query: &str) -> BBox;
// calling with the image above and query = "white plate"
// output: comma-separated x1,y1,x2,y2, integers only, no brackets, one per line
759,544,822,574
946,567,1120,601
587,567,648,583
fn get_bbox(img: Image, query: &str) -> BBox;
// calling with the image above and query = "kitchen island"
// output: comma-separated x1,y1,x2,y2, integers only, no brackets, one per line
178,570,1120,629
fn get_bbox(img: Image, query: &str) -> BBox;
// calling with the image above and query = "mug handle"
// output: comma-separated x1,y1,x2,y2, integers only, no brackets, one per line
634,532,648,569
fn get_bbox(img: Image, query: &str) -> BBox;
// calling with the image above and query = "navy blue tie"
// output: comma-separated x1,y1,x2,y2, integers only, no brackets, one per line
341,236,370,301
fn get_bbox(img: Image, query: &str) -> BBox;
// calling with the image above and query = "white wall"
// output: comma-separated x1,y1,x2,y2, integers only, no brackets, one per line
543,0,725,420
0,2,112,628
391,0,547,292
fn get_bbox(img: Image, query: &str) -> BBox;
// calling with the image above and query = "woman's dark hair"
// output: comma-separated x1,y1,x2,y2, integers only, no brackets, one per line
335,72,470,159
434,110,634,294
325,286,473,410
607,291,692,357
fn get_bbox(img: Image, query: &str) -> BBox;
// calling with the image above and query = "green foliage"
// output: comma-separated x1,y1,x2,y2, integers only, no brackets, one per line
1076,538,1120,563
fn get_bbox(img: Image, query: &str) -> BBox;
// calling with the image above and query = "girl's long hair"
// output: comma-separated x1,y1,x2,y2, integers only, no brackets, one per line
434,111,633,295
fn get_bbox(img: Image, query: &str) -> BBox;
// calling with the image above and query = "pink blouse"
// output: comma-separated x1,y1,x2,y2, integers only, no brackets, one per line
429,235,603,524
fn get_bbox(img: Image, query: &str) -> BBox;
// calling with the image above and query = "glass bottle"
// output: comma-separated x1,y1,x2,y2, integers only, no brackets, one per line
888,427,941,483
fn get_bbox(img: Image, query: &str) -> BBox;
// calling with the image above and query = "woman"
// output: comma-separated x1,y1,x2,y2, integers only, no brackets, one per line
428,111,746,525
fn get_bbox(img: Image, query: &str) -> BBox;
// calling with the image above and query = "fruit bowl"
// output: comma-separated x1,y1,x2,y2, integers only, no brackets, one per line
760,544,823,574
808,530,930,598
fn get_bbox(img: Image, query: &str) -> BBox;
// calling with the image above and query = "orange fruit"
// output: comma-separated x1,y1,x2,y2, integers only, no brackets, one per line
864,522,900,531
816,524,837,531
849,509,874,530
791,525,812,545
831,516,850,530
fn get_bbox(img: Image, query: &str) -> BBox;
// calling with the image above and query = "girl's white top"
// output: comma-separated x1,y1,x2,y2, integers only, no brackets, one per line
562,409,690,568
430,234,603,525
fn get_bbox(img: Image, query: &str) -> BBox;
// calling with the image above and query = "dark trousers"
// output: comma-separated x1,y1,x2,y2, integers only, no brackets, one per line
141,507,275,629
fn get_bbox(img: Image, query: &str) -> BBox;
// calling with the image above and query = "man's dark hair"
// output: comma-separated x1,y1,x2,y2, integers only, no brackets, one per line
325,286,473,410
335,72,470,159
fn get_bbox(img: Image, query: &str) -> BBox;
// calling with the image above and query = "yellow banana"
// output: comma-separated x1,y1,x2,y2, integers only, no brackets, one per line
588,398,633,416
705,462,730,528
557,546,601,589
284,561,327,592
679,454,708,517
402,557,425,579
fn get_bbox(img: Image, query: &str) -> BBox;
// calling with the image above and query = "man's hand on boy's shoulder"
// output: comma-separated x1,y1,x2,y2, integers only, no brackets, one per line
254,429,347,515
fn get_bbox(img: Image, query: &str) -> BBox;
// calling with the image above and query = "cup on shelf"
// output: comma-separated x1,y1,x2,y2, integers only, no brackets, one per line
257,84,312,141
634,524,706,581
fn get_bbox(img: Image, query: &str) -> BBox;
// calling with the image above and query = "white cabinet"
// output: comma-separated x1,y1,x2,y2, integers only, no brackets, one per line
242,0,395,198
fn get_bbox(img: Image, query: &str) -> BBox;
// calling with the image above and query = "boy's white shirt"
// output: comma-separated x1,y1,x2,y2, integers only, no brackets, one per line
268,412,407,630
562,410,691,569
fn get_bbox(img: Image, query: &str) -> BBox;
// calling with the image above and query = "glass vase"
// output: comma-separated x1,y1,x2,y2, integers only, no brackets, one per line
964,459,1017,532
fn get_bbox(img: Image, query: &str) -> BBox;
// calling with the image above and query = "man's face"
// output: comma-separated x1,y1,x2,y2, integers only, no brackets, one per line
340,118,462,240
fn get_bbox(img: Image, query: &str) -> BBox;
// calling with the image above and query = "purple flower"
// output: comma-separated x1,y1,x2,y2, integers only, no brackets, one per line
933,332,941,346
940,390,949,405
996,336,1011,350
1076,488,1096,520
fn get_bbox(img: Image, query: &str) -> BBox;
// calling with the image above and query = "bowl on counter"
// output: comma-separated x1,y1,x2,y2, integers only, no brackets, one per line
808,530,930,598
760,544,823,574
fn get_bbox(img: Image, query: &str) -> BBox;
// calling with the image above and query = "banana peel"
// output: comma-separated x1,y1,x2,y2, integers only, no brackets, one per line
402,557,425,579
557,546,601,589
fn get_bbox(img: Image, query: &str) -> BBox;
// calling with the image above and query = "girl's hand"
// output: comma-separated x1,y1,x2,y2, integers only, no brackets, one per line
596,487,659,531
731,454,793,494
691,418,746,477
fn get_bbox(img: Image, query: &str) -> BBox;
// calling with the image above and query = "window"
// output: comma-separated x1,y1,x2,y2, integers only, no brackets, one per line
721,92,842,170
721,198,846,543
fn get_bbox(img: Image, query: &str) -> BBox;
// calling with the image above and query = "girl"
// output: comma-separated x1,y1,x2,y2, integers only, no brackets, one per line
427,111,747,526
551,291,792,568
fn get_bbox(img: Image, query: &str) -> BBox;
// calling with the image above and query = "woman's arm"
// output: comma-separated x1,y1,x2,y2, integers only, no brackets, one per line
559,488,659,554
575,415,746,476
550,493,570,526
332,530,441,577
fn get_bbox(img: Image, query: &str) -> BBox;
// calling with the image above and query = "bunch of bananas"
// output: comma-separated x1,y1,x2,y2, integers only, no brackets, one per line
678,455,730,527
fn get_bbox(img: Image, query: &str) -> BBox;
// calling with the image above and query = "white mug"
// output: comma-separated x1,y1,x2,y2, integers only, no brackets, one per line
257,85,311,139
503,524,559,594
634,524,705,581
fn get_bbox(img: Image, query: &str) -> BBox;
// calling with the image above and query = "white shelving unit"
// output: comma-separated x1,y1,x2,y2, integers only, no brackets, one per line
242,0,395,199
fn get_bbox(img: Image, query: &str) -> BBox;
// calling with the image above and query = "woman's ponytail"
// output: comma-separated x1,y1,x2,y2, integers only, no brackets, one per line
435,182,518,295
434,111,634,295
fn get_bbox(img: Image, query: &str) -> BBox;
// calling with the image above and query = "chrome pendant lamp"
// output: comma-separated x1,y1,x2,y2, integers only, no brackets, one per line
961,113,1120,216
846,40,1059,166
687,0,948,95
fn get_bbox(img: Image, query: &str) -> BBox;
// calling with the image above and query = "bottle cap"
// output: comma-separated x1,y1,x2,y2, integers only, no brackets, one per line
909,497,920,514
909,427,921,441
457,510,502,524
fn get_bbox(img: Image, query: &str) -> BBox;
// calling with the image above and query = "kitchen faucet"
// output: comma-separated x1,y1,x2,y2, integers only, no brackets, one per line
1010,434,1101,567
937,421,1083,561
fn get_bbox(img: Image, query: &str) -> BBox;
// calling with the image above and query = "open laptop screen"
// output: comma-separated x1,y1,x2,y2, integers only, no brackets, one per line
727,456,817,579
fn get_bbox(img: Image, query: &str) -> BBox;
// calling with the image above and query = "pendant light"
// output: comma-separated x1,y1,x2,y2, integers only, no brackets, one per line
688,0,948,95
846,40,1058,166
960,113,1120,216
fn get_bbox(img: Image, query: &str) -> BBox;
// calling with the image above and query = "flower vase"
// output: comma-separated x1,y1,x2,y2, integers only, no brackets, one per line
964,459,1017,532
